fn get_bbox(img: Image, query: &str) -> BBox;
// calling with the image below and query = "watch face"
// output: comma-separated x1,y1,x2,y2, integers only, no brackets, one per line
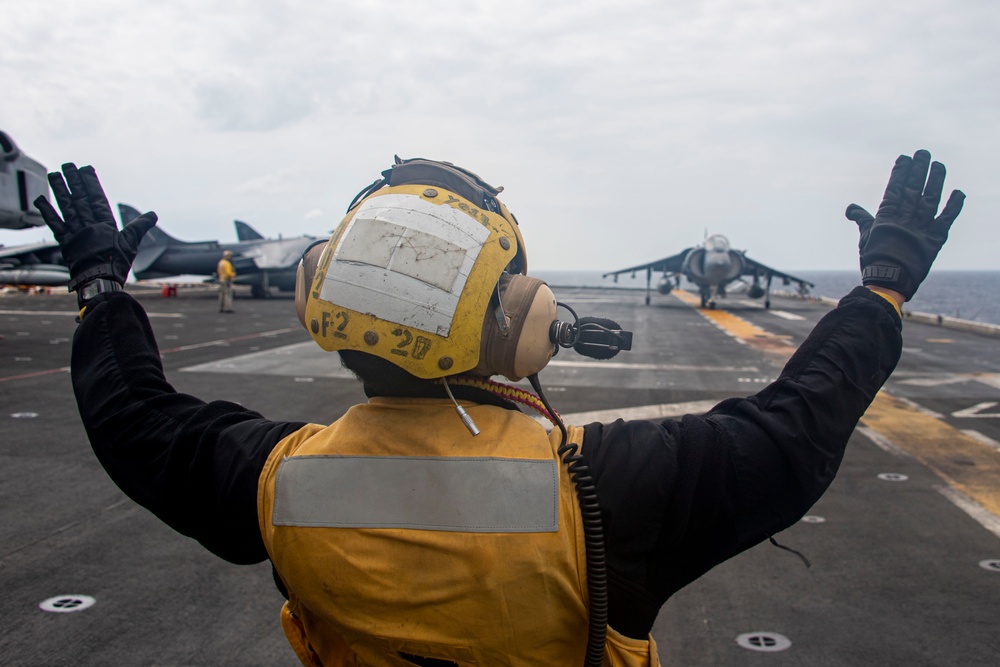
79,279,120,304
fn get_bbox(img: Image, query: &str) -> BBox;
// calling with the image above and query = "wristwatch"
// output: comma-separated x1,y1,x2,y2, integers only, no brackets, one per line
77,277,123,308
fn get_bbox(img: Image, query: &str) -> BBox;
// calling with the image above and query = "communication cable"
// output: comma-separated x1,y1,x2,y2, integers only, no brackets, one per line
528,373,608,667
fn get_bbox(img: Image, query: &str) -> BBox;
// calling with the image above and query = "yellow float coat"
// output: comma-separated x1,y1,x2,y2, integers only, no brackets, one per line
216,257,236,281
258,397,658,666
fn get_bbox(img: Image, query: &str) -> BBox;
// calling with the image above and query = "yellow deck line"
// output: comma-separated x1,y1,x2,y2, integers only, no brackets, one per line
671,289,1000,520
861,392,1000,519
671,290,797,359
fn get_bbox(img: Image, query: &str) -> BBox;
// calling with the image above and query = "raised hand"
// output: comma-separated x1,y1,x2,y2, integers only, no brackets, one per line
34,163,157,292
845,150,964,301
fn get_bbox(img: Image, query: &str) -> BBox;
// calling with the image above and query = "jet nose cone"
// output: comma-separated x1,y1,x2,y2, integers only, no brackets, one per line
704,253,730,280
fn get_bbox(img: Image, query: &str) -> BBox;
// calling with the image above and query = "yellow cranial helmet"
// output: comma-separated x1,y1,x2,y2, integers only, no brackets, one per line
295,157,557,380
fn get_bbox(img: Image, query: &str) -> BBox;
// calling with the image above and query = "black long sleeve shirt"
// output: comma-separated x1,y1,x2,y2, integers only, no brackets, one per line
70,286,901,638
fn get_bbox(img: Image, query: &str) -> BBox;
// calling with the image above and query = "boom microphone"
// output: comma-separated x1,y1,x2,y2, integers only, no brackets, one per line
550,315,634,360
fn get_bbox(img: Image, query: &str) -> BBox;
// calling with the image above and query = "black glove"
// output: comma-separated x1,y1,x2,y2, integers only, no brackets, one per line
845,149,964,301
33,163,157,299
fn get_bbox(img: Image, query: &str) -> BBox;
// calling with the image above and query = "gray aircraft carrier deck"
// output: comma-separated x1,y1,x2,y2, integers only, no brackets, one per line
2,284,998,666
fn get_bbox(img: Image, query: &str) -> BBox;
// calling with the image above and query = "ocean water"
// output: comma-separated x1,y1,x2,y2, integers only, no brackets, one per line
533,270,1000,326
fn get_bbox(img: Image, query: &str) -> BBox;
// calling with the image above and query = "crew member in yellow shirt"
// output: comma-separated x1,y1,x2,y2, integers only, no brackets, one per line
216,249,236,313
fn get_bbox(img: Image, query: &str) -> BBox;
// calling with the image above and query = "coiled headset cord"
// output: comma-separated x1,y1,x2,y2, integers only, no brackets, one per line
528,374,609,667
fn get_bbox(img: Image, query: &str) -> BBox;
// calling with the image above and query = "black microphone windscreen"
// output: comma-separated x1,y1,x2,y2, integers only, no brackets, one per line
573,317,629,360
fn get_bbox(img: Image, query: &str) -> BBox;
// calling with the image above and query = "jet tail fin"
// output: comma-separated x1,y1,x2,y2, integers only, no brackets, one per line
234,220,265,241
118,203,142,227
119,203,184,246
141,226,185,246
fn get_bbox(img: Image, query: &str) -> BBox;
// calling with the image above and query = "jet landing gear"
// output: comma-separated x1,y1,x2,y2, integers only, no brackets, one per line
700,287,719,309
748,274,773,308
250,272,271,299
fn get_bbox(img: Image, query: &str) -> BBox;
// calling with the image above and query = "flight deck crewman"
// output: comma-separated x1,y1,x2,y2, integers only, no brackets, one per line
217,248,236,312
35,150,963,666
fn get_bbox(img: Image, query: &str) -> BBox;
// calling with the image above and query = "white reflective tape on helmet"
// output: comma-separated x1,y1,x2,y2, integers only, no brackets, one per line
322,194,491,337
303,184,519,378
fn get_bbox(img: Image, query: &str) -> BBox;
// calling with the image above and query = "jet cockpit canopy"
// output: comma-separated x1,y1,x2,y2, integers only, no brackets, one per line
705,234,730,253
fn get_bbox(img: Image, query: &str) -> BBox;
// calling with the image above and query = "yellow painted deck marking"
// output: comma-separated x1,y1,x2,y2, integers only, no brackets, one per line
672,290,797,360
672,289,1000,521
862,392,1000,519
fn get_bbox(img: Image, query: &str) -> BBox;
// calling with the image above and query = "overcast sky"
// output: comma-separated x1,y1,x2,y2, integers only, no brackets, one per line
2,0,996,272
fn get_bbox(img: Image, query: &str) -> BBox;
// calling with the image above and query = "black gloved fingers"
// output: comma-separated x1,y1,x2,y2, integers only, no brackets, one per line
62,163,97,228
917,160,946,223
48,166,80,233
845,203,874,229
896,149,932,222
931,189,966,237
875,153,913,219
845,203,874,259
119,211,159,251
78,165,118,228
33,195,69,240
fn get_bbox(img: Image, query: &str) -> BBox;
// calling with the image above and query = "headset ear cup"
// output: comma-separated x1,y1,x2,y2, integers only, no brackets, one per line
513,283,558,378
295,242,327,330
474,275,556,381
295,260,308,328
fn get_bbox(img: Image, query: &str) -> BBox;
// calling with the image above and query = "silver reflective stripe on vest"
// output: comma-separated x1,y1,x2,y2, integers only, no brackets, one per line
272,456,559,532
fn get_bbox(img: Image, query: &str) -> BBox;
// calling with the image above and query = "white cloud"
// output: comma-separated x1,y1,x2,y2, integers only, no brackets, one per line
233,167,303,195
2,0,997,269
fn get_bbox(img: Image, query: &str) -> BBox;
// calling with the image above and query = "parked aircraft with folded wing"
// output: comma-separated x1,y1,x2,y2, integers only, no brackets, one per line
121,204,320,298
604,233,813,309
0,130,49,230
0,239,67,286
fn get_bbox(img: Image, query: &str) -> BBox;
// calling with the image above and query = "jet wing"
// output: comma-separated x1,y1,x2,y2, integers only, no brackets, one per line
0,240,70,285
602,249,691,279
239,237,317,270
131,245,169,276
741,256,814,291
0,240,60,262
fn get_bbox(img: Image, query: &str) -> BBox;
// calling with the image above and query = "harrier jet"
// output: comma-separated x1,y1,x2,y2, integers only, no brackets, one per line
121,205,319,298
604,233,813,309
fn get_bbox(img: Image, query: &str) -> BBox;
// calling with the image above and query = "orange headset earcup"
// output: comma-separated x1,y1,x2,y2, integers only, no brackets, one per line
474,274,557,381
513,283,558,378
